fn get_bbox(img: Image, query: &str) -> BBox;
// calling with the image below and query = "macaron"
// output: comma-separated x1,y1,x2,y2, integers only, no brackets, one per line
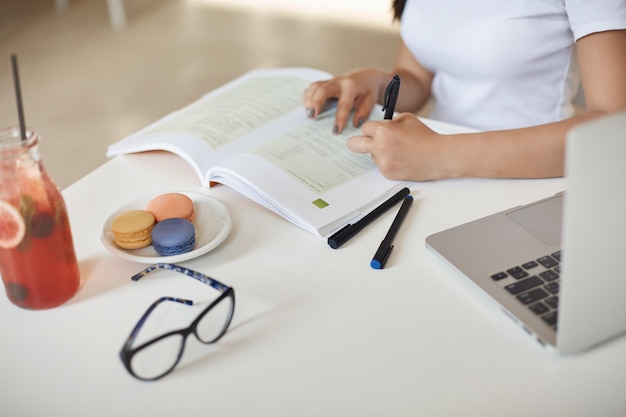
151,218,196,256
145,193,195,223
111,210,155,249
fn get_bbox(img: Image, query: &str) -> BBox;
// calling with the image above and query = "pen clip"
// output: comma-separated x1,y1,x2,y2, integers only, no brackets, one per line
382,75,400,112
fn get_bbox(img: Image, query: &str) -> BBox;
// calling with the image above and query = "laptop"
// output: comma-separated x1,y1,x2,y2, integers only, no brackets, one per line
426,111,626,354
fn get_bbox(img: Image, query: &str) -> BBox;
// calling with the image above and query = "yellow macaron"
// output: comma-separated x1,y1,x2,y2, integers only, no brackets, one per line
111,209,156,249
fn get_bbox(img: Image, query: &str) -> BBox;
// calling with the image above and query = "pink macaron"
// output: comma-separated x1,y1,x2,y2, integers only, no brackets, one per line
145,193,195,223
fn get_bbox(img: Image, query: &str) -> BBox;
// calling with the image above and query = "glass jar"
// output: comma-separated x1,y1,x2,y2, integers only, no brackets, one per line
0,127,81,309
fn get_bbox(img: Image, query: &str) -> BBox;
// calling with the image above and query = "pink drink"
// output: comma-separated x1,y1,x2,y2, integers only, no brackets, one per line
0,128,80,309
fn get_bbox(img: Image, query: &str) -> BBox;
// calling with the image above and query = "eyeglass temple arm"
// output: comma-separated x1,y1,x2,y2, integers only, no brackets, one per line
122,296,192,350
131,263,231,292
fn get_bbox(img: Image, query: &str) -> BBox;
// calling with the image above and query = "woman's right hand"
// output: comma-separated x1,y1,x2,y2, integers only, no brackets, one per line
303,70,384,134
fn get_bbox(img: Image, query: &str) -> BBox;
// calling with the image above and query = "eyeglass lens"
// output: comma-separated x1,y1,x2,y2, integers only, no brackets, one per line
195,293,234,343
131,333,185,380
129,294,234,380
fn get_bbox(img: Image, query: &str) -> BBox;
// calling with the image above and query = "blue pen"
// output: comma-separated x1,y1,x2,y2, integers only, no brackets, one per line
371,195,413,269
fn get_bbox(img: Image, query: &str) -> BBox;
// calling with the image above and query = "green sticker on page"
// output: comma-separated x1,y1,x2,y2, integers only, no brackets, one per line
312,199,329,209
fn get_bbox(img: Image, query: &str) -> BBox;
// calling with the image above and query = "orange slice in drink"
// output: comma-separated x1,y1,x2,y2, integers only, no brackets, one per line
0,201,26,249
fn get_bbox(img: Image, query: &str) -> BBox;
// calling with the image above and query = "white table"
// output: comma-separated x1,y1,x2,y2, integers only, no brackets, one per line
2,151,625,416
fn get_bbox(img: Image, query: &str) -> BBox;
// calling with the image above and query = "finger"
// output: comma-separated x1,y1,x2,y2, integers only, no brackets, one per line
304,80,333,103
331,77,364,133
346,135,374,154
360,119,384,138
303,82,323,118
352,92,376,128
333,92,358,134
304,81,340,118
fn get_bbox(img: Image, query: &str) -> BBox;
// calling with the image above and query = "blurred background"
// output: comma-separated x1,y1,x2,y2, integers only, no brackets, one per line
0,0,402,189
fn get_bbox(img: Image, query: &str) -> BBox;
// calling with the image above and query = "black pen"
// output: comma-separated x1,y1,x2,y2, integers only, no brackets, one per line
327,187,410,249
382,75,400,119
370,195,413,269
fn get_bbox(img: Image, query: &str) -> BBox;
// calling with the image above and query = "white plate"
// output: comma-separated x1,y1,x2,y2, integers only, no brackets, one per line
101,191,232,264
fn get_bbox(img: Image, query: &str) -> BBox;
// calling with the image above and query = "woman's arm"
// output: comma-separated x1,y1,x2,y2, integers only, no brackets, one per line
348,30,626,181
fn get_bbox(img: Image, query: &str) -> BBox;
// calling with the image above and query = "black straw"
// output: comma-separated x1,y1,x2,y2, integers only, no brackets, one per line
11,54,27,141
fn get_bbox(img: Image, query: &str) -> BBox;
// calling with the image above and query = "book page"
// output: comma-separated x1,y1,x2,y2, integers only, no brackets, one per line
145,76,310,150
251,112,381,195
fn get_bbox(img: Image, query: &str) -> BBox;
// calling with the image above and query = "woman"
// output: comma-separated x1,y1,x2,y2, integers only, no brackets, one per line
303,0,626,181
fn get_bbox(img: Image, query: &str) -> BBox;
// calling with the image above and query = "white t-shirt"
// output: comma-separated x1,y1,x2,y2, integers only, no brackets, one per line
400,0,626,130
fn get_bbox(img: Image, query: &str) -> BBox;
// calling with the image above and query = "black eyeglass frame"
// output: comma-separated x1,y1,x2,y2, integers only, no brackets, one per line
119,263,235,381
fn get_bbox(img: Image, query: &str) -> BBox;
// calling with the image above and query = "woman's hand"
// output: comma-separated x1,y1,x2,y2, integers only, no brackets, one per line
303,43,435,135
303,70,385,134
347,113,448,181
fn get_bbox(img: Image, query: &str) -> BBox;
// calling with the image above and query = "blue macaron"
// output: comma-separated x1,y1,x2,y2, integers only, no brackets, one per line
151,218,196,256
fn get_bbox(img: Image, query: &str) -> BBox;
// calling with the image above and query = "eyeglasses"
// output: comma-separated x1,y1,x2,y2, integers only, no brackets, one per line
119,263,235,381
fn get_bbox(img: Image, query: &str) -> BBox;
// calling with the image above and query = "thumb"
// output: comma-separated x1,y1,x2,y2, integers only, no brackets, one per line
346,135,374,154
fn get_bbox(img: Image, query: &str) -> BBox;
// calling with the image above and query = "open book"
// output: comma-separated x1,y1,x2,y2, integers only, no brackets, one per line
107,67,468,238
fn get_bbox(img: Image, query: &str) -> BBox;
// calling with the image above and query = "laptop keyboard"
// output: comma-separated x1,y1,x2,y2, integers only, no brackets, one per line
490,251,561,328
